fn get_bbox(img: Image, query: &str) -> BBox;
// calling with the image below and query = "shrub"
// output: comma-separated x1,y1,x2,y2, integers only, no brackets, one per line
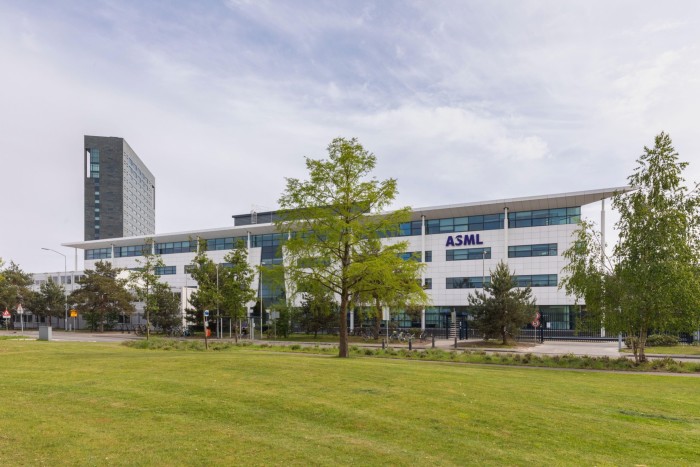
289,344,301,350
646,334,680,347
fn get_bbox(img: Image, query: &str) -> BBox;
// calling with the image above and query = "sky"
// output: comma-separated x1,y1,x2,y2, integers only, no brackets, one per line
1,0,699,273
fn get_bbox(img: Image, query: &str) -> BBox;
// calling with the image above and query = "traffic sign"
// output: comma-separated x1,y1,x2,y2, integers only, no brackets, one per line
203,310,209,317
535,311,541,320
16,304,24,314
532,319,540,328
70,309,78,318
2,309,10,319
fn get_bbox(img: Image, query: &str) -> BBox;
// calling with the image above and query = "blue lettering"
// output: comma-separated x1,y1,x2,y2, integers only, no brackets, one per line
465,234,475,245
455,235,463,246
476,234,483,245
446,234,486,248
445,236,454,247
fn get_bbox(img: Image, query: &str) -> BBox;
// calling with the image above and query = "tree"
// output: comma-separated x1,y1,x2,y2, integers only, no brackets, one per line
69,261,135,332
468,261,537,344
0,261,34,326
296,286,337,338
32,279,66,327
149,281,181,334
129,243,165,340
187,243,220,331
562,132,700,363
354,238,429,337
219,241,256,342
277,137,428,357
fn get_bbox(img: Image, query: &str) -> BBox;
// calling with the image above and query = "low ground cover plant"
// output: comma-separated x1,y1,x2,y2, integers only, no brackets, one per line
123,338,700,373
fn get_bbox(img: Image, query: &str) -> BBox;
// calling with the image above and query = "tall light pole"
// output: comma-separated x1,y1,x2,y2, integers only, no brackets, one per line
482,249,487,289
41,247,67,331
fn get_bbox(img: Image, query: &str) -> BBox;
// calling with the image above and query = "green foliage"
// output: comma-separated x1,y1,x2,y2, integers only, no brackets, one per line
149,281,181,334
69,261,135,332
129,241,166,339
562,132,700,363
276,137,427,357
626,334,680,349
0,261,34,320
219,240,256,341
468,261,536,344
31,279,66,326
187,241,220,324
295,285,337,337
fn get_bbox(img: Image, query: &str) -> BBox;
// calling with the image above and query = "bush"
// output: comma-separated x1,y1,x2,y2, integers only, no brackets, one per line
646,334,680,347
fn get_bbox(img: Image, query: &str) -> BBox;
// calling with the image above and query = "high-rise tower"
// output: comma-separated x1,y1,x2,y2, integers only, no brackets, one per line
84,136,155,241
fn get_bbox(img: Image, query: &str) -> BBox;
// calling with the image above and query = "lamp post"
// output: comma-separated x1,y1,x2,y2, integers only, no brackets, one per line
41,247,68,331
482,249,487,289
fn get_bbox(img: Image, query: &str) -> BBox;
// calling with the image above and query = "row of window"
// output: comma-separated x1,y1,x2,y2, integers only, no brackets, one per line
395,207,581,237
447,247,491,261
446,274,558,289
400,251,433,262
508,244,557,258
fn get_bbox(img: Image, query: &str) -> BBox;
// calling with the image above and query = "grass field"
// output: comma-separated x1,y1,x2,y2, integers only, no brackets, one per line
622,345,700,356
1,340,699,466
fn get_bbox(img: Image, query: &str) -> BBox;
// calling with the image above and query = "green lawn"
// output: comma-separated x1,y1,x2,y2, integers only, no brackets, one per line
1,340,699,466
624,345,700,356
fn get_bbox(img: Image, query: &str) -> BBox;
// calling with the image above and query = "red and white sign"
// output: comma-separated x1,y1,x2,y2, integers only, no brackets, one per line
2,309,10,319
16,304,23,315
531,319,540,328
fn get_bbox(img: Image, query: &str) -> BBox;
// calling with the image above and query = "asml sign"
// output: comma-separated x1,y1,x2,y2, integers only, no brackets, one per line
445,234,484,247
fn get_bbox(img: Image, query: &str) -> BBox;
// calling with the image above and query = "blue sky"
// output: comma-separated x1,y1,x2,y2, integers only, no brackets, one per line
1,1,699,272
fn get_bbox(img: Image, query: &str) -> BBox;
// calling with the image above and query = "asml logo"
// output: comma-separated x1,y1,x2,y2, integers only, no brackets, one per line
446,234,483,247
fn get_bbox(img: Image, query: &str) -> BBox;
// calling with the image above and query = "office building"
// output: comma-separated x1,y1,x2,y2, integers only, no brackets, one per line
84,136,155,241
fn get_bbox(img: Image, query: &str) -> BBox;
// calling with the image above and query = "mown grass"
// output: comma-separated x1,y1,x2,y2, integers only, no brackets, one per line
1,339,699,466
623,344,700,356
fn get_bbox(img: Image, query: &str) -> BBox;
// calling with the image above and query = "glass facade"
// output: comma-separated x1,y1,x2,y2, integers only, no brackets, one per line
446,276,491,289
508,243,558,258
155,266,176,276
400,251,432,262
85,248,111,260
206,236,247,251
156,241,197,255
446,247,491,261
513,274,558,287
394,207,581,237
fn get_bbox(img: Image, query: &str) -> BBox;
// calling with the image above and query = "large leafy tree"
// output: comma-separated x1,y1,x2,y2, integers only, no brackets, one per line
562,132,700,363
69,261,135,332
219,241,256,342
468,261,537,344
277,137,427,357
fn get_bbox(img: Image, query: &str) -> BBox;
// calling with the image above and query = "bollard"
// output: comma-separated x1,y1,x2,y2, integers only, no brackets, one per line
408,337,412,351
618,333,623,351
382,338,385,350
432,334,435,349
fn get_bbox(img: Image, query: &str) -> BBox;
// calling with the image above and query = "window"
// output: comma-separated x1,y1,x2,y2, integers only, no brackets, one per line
399,251,432,262
206,236,247,251
446,247,491,261
115,245,148,258
446,276,490,289
508,244,557,258
513,274,557,287
423,278,432,290
155,266,176,276
156,241,197,255
85,248,111,260
507,207,580,229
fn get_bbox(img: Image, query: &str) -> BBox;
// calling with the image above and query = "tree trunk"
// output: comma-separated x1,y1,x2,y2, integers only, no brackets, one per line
374,296,382,339
638,328,648,363
339,291,349,358
502,325,507,345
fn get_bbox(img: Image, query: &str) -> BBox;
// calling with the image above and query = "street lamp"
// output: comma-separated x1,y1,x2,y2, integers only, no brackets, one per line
41,247,68,331
482,249,487,289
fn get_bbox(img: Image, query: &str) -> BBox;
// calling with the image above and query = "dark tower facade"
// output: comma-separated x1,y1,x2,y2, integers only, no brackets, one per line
84,136,155,241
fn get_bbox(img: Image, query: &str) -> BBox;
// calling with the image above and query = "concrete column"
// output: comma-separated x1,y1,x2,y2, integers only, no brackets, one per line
349,309,354,332
503,207,509,264
421,215,426,331
601,200,606,338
